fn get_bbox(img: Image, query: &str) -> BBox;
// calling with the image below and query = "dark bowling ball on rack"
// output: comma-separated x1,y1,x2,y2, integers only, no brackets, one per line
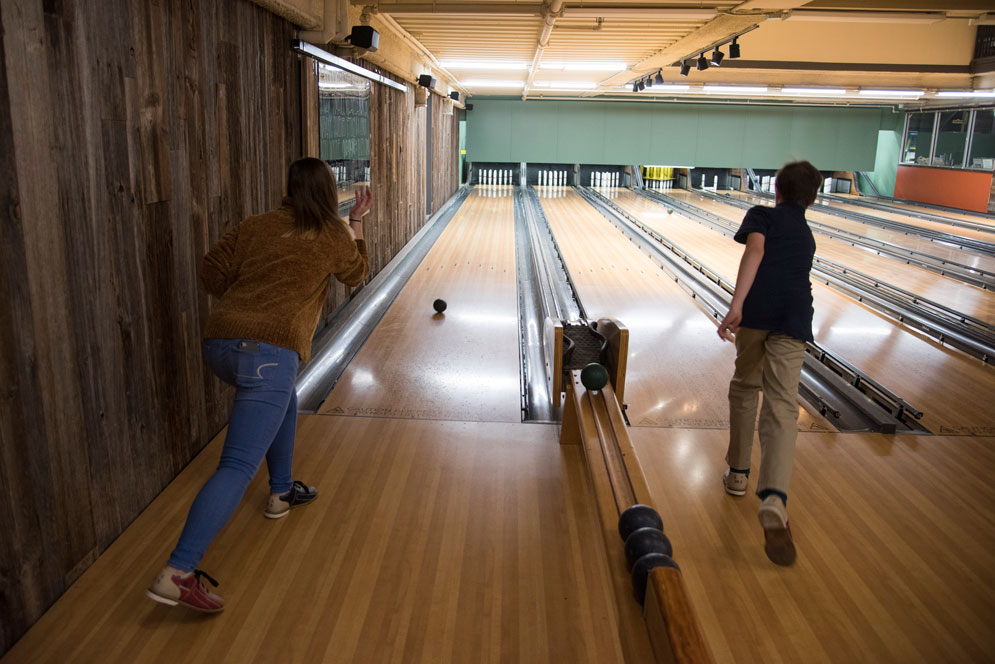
433,299,447,314
624,527,673,570
617,504,664,541
580,362,609,391
631,552,680,604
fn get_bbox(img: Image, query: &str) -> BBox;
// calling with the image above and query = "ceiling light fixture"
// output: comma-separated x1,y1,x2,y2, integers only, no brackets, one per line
461,79,526,88
697,53,709,71
441,60,528,70
654,72,664,86
858,89,924,98
710,49,725,66
679,60,691,76
645,76,654,88
632,82,639,92
729,38,741,59
703,85,770,94
780,87,848,96
935,90,995,98
638,80,646,91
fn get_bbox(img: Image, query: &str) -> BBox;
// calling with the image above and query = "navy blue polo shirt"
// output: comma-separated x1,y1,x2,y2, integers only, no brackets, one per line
733,202,816,342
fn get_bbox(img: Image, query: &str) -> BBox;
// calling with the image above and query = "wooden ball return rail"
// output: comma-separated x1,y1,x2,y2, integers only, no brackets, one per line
556,318,714,664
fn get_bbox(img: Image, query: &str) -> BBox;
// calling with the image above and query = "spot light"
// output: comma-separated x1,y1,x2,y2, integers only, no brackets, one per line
654,71,664,85
679,60,691,76
710,48,724,66
696,53,709,71
638,80,646,91
729,37,741,59
632,81,639,92
645,75,653,88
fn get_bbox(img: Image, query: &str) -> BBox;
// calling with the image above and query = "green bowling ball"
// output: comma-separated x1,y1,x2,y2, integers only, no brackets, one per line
580,362,609,391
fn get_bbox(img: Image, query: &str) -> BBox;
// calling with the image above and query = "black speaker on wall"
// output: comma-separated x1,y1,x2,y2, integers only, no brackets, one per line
418,74,437,89
466,103,473,111
449,91,460,102
348,26,379,52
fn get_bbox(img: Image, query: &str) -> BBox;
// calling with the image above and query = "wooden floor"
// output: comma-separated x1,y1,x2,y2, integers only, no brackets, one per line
1,416,626,664
630,427,995,664
834,192,995,228
7,187,995,663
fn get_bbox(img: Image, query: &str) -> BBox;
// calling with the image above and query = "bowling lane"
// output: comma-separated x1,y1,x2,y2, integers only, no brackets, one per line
613,190,995,325
537,187,828,431
319,187,521,422
631,427,995,663
844,194,995,229
817,197,995,242
606,188,995,434
690,190,995,275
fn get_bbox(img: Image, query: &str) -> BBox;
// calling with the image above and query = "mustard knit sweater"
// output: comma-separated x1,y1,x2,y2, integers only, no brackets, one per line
200,201,369,363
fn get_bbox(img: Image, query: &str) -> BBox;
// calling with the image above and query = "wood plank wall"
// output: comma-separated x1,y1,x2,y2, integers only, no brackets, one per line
0,1,455,656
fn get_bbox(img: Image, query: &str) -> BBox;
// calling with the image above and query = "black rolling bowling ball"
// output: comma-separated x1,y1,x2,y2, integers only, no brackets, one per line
433,298,447,314
617,504,664,541
624,527,673,571
631,552,679,604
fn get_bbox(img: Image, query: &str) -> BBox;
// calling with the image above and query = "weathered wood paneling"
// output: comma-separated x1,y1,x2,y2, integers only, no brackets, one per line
0,0,300,654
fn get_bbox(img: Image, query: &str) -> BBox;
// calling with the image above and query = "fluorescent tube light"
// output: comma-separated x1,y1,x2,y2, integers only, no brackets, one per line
649,84,691,92
533,81,597,89
441,60,528,70
858,89,924,98
542,62,627,71
781,87,848,96
462,80,525,88
935,90,995,98
703,85,769,94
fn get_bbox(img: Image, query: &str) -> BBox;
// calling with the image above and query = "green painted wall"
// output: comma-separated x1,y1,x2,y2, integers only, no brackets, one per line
466,99,883,171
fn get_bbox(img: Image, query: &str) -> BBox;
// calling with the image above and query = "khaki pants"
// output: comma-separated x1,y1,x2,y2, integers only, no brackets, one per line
726,327,806,497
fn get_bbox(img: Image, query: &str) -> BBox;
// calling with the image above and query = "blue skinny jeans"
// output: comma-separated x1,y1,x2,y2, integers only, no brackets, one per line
168,338,299,572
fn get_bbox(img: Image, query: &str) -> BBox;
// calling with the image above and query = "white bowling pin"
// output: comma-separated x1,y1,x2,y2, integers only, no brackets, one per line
713,176,718,190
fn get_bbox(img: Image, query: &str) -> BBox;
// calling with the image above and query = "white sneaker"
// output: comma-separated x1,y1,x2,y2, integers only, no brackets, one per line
758,496,796,566
722,469,748,496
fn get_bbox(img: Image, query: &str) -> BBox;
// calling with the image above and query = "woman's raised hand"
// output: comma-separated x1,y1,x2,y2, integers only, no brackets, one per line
349,186,373,221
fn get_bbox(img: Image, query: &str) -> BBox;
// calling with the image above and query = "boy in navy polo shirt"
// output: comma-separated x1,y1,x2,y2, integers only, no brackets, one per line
717,161,822,566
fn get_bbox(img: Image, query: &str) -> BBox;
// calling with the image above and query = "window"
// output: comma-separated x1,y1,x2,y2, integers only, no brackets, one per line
317,63,372,204
902,112,935,165
933,110,970,168
968,110,995,170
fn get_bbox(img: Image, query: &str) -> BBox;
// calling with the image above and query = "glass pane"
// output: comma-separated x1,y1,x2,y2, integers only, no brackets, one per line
317,63,371,204
902,112,935,165
934,110,970,168
968,110,995,170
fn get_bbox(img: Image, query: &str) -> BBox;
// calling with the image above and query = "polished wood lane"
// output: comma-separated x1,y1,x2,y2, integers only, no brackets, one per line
538,188,830,432
821,197,995,241
631,427,995,664
1,416,626,664
319,188,521,422
613,190,995,325
690,190,995,275
607,189,995,434
835,194,995,228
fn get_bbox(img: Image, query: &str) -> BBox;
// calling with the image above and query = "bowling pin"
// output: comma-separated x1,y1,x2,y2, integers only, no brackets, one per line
590,173,594,187
713,176,718,190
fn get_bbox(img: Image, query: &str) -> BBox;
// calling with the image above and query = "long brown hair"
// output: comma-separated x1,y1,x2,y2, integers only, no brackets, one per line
286,157,351,239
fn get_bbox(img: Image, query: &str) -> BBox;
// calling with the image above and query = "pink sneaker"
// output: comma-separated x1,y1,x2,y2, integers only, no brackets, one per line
147,568,225,613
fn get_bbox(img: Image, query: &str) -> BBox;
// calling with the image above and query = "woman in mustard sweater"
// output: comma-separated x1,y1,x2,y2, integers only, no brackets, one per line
147,158,371,612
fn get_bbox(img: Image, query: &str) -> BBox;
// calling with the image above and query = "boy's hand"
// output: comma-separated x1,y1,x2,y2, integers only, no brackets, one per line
717,306,741,342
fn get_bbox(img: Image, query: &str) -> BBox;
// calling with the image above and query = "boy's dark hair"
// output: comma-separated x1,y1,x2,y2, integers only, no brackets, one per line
775,161,823,208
